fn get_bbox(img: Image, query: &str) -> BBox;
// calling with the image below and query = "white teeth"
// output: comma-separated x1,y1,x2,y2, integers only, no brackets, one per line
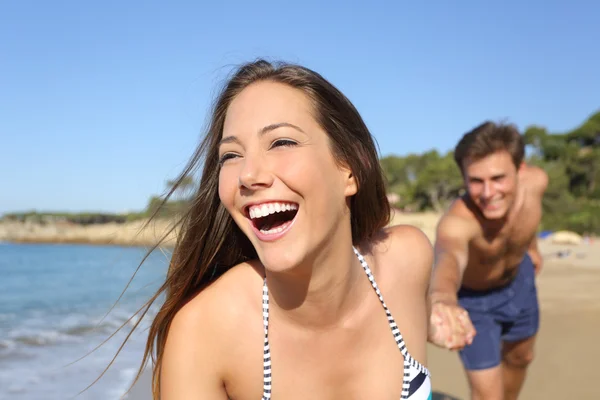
260,225,286,235
250,208,262,218
248,202,298,219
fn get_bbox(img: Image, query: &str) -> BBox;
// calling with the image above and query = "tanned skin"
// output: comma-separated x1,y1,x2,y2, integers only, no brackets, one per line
428,150,548,400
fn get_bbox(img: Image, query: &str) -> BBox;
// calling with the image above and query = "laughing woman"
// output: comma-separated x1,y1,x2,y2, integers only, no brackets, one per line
134,60,433,399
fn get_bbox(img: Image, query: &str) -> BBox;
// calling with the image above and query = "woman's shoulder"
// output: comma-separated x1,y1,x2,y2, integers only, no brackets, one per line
369,224,433,289
168,260,264,347
161,261,265,394
374,225,432,365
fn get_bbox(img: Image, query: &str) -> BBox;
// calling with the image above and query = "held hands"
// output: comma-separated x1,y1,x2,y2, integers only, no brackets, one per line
428,301,476,351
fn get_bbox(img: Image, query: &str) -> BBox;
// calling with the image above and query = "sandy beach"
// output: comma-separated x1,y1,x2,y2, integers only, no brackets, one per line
2,212,598,399
399,211,600,399
429,241,600,399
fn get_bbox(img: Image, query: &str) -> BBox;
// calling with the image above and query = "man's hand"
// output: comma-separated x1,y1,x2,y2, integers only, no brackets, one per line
428,301,476,351
529,249,543,276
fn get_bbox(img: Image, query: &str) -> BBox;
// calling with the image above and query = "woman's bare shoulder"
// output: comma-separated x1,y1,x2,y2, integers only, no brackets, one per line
165,261,263,362
370,224,433,289
367,225,432,365
170,260,264,337
161,261,263,397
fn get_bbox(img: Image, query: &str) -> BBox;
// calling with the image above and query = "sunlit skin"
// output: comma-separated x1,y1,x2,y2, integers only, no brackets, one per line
160,79,433,399
429,147,548,400
218,80,357,275
462,151,522,221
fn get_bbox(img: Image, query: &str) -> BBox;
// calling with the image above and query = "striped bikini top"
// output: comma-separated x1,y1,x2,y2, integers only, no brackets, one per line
260,247,432,400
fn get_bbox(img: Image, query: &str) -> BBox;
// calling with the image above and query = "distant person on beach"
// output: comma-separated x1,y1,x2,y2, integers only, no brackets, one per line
427,121,548,400
127,60,434,399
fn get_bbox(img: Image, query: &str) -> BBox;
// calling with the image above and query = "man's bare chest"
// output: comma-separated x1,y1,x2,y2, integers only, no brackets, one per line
473,206,541,265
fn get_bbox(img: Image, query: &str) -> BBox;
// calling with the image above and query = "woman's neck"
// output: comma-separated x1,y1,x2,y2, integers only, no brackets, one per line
265,233,371,330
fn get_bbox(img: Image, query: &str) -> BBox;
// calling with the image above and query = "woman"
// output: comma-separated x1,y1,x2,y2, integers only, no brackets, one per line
132,59,433,399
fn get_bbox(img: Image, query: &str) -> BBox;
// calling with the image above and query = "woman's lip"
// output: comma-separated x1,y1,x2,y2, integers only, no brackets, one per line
248,211,297,242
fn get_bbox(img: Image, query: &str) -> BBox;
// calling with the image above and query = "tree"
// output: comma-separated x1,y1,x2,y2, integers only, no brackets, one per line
381,150,462,212
523,109,600,233
166,175,197,200
412,151,463,212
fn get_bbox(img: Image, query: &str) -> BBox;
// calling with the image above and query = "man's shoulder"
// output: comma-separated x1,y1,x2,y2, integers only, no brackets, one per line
436,198,481,238
522,165,549,194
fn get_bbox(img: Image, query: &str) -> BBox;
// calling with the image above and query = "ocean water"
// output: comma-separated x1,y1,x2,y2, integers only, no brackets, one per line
0,243,170,400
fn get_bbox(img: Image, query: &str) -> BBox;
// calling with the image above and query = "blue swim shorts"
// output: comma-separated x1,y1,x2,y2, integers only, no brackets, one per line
457,254,540,371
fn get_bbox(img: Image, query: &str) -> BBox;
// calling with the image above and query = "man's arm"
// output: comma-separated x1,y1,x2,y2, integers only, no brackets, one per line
429,215,477,305
527,165,548,276
427,214,479,349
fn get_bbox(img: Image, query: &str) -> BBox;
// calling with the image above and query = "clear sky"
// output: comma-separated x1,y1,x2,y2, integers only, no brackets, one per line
1,1,598,214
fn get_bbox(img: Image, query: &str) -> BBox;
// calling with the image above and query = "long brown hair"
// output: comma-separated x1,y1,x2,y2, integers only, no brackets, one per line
118,59,390,398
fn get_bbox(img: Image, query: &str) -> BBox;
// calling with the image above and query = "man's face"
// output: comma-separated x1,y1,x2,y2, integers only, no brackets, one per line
462,150,520,220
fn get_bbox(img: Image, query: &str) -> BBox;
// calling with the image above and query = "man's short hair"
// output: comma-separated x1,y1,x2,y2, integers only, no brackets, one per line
454,121,525,172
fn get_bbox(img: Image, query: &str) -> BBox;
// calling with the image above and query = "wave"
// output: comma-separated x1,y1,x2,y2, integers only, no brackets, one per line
0,306,159,357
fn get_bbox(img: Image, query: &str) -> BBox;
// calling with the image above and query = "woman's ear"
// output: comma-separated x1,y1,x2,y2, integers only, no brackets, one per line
344,169,358,197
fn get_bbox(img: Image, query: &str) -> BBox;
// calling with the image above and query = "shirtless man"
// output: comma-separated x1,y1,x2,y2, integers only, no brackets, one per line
428,121,548,400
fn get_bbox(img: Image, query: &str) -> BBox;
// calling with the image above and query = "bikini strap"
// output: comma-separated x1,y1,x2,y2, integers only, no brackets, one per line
352,246,431,399
262,279,272,399
261,249,430,400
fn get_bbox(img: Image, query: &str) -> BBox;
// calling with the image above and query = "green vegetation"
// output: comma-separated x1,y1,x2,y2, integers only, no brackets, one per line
1,211,135,225
381,110,600,234
381,150,463,212
524,110,600,234
3,111,598,234
144,174,197,218
1,177,194,225
2,174,198,225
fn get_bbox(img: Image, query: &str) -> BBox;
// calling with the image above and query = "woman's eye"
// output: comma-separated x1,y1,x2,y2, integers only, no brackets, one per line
271,139,297,149
218,153,238,164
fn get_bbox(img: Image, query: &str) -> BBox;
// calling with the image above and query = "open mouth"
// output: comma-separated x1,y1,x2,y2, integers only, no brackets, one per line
246,202,298,235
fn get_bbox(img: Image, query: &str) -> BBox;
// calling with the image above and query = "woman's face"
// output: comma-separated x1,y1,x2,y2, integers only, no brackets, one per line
218,81,357,271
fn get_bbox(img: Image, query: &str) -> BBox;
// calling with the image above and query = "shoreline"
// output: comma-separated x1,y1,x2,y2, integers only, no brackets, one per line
4,237,174,248
0,210,441,248
0,219,178,248
1,209,591,250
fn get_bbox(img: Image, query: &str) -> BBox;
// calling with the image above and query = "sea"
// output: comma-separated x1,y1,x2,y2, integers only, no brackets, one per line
0,242,170,400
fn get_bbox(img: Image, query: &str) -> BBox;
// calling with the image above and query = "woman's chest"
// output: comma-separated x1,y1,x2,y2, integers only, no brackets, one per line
225,304,408,400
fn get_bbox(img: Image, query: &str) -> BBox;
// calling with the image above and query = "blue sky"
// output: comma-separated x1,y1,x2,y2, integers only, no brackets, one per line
1,1,598,214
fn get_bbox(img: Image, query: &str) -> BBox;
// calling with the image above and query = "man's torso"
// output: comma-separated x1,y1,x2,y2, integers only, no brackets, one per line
451,171,543,290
